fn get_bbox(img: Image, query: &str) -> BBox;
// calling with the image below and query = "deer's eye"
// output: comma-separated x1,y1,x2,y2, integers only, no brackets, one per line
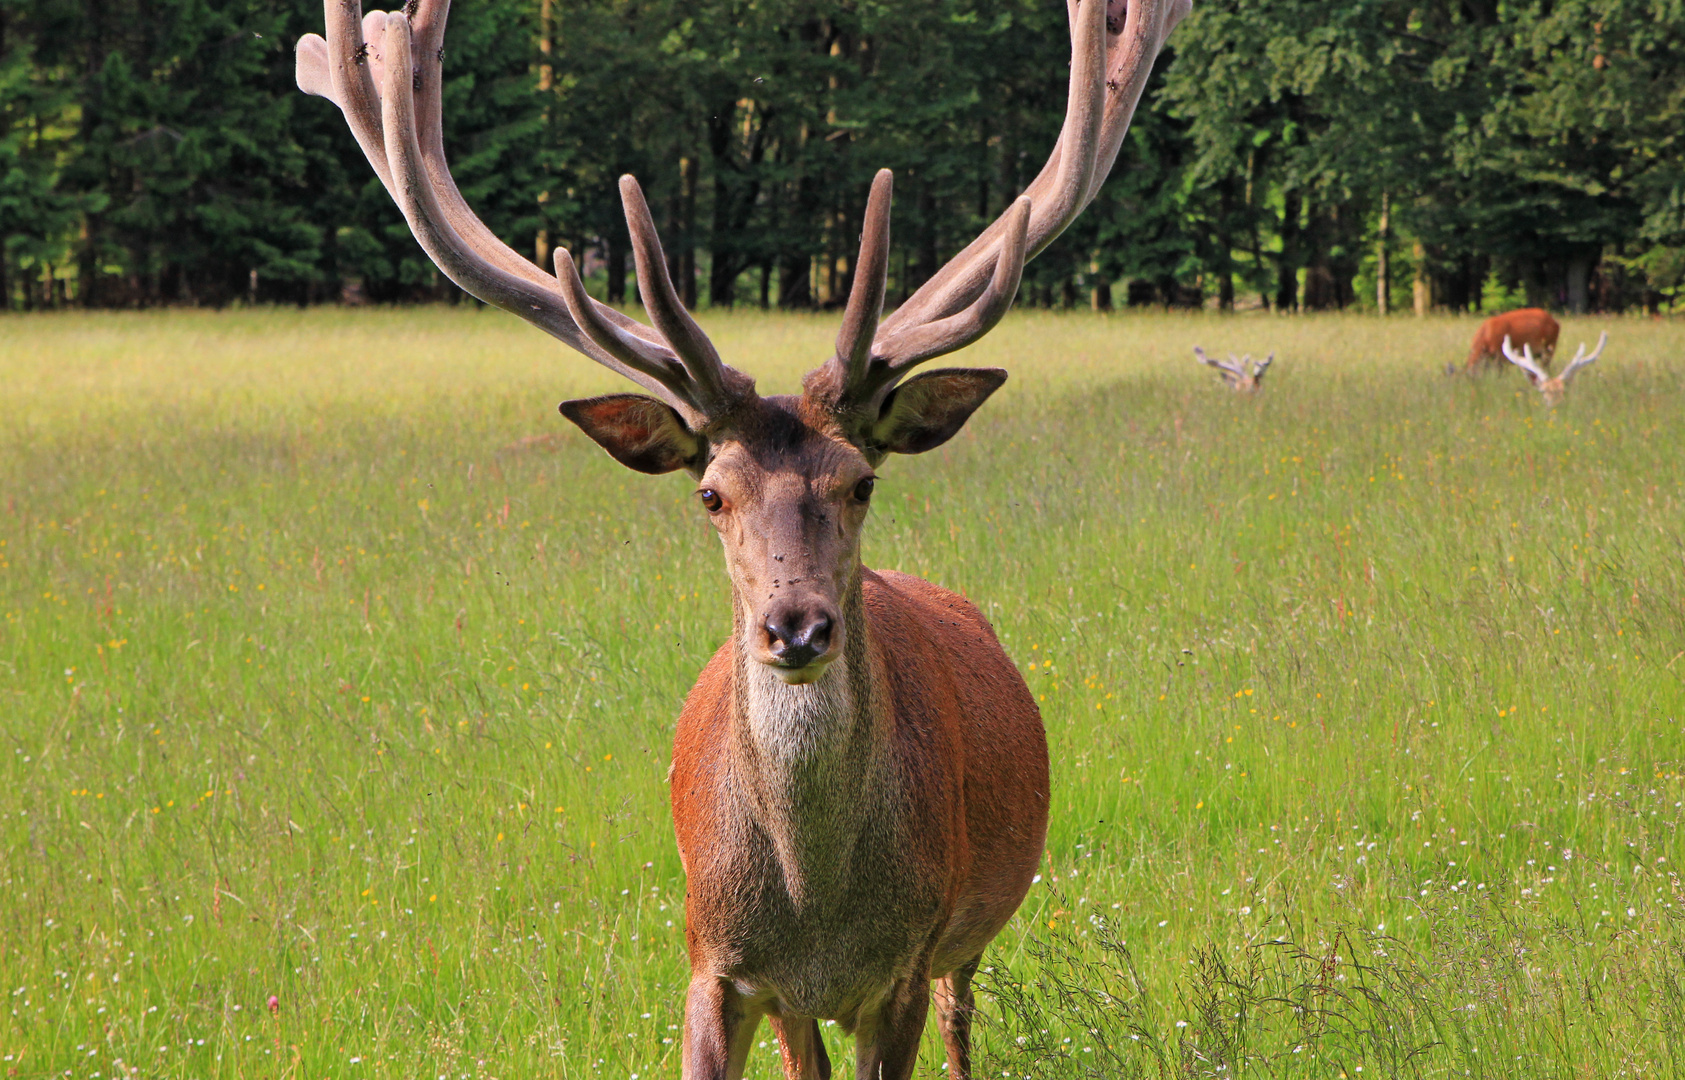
699,489,723,513
852,477,876,503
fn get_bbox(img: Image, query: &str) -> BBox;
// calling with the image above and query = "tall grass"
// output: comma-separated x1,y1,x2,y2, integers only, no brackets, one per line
2,307,1682,1079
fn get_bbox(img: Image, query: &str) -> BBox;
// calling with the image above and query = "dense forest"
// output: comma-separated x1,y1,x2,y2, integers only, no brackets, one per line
0,0,1680,312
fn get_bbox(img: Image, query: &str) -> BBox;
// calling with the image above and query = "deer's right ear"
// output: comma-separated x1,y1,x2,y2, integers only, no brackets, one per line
559,394,703,475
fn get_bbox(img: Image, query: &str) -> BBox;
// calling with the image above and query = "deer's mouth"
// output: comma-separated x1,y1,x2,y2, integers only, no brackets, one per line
765,652,839,685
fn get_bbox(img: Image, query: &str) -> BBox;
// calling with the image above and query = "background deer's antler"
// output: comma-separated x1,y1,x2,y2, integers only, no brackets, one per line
1194,346,1246,382
1500,334,1551,385
1557,331,1608,384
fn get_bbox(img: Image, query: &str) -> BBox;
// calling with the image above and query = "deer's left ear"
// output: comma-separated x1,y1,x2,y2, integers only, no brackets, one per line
870,368,1007,456
560,394,703,474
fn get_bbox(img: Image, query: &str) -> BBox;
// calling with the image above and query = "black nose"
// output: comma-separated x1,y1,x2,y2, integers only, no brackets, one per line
764,609,833,668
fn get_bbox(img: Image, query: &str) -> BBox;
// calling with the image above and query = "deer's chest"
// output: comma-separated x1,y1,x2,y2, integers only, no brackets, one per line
669,645,964,1017
682,784,950,1018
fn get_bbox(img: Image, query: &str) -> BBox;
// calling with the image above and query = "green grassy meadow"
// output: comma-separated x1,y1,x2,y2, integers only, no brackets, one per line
3,307,1684,1079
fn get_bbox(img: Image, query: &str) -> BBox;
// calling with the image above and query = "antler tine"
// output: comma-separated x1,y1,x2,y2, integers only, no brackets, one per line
407,0,544,292
374,16,691,403
553,249,712,417
1086,0,1192,209
1193,346,1242,377
1253,352,1274,379
294,2,392,192
619,177,754,416
875,0,1105,339
812,198,1031,418
404,0,667,348
834,170,895,387
872,197,1031,374
301,0,700,413
1560,331,1608,383
1500,334,1549,384
876,0,1187,340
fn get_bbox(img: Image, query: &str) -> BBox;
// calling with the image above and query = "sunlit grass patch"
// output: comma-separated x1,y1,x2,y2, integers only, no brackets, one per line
1,307,1682,1078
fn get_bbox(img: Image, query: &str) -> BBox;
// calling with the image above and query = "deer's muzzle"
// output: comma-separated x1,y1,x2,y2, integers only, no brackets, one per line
760,602,840,684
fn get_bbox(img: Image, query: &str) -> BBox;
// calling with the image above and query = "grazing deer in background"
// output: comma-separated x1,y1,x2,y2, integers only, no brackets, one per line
1467,308,1560,372
1194,346,1272,392
296,0,1189,1073
1503,331,1607,405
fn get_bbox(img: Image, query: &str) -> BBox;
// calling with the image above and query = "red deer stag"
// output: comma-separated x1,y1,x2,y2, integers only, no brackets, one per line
1194,346,1273,392
1467,308,1560,372
1502,331,1607,405
296,0,1189,1075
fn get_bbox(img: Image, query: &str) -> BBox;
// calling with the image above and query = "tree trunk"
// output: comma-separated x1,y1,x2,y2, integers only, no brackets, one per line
1301,198,1335,311
1375,192,1390,315
77,0,106,307
605,234,626,305
535,0,552,271
1566,254,1592,313
1215,177,1236,311
710,182,737,308
1518,256,1549,308
1327,202,1359,310
708,114,737,308
1412,241,1431,316
778,251,812,309
912,184,939,292
679,155,698,308
1275,189,1301,312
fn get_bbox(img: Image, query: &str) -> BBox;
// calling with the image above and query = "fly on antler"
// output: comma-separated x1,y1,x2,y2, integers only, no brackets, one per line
298,0,1190,1075
1195,346,1273,392
1502,331,1607,406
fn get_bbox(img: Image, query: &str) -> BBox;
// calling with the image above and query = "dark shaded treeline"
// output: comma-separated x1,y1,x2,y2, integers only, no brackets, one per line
1,0,1680,313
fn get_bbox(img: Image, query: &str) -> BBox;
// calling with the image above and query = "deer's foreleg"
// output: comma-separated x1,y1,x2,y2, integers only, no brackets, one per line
933,957,981,1080
682,976,762,1080
853,974,932,1080
768,1015,832,1080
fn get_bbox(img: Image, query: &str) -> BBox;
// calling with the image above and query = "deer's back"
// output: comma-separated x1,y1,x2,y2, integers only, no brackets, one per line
1470,308,1561,366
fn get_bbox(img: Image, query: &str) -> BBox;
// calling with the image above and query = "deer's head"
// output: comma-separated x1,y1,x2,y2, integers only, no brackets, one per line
1195,347,1273,393
1502,332,1606,406
297,0,1190,682
553,172,1026,684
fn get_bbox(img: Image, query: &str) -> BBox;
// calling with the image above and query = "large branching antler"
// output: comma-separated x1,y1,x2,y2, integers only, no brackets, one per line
807,0,1191,422
1557,331,1608,384
1194,346,1271,392
1500,335,1551,385
1194,346,1246,382
295,0,750,426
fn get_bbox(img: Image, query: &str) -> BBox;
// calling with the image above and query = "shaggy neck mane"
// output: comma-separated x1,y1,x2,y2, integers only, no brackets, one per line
728,572,885,903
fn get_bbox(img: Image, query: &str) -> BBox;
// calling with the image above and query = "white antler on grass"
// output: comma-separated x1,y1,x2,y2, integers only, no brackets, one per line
1503,331,1608,405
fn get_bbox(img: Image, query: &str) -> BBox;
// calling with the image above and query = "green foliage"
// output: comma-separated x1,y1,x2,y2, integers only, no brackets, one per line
0,0,1679,310
0,0,82,300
